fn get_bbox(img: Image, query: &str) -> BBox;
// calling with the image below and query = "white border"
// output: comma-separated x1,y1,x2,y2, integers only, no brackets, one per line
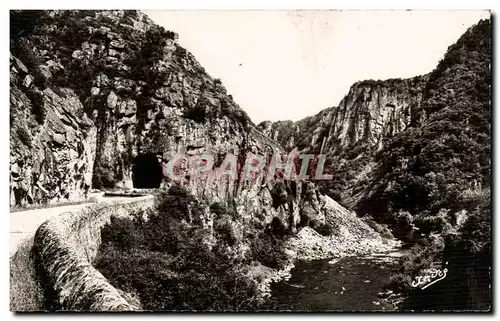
2,0,499,320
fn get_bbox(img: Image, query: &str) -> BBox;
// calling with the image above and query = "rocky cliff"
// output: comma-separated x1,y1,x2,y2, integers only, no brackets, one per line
356,19,491,222
260,18,491,310
259,20,490,216
259,76,428,155
11,10,245,202
259,76,428,207
9,10,329,233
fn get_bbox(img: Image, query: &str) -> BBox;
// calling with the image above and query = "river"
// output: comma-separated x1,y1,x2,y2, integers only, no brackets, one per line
271,250,406,312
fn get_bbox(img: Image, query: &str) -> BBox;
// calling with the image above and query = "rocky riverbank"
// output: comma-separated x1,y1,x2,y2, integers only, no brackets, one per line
287,195,401,261
249,195,401,303
248,229,400,306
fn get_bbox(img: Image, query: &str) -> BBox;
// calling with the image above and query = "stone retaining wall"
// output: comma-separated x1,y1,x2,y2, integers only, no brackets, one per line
33,196,154,311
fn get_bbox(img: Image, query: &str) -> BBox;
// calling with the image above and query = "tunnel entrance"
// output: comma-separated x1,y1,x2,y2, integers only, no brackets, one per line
132,153,163,189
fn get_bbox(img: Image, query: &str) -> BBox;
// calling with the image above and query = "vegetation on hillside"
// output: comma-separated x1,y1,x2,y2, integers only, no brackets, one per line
357,19,491,310
358,19,490,230
94,185,289,311
259,18,491,311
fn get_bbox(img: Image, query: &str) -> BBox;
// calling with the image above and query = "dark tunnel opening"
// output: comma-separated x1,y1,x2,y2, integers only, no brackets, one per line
132,153,163,189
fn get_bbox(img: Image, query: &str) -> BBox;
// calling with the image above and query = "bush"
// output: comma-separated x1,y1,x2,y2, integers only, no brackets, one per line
270,183,288,209
16,126,32,147
269,217,287,239
183,105,207,123
33,68,50,89
250,232,289,269
414,215,445,235
140,25,177,64
92,161,116,189
12,40,44,70
10,10,46,45
154,185,203,224
101,216,137,250
175,46,187,57
214,219,237,246
95,185,265,311
210,202,227,217
96,233,261,311
362,215,394,239
26,90,45,124
312,222,336,237
386,236,445,293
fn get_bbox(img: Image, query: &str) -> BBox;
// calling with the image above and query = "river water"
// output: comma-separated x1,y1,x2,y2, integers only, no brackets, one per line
271,251,405,312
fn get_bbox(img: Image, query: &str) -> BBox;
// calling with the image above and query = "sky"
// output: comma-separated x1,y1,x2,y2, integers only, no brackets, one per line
144,10,490,123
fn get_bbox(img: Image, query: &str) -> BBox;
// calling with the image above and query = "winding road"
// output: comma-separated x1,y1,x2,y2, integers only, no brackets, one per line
10,194,150,256
10,202,96,256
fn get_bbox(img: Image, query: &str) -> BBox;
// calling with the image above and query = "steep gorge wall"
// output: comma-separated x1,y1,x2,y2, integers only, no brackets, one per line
10,10,247,206
258,76,428,155
10,63,98,206
10,9,328,235
259,76,428,208
33,196,154,311
259,19,492,309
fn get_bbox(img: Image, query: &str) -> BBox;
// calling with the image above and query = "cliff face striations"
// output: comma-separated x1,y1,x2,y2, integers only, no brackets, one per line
259,20,490,217
9,10,331,233
11,10,247,204
260,18,491,309
259,76,428,155
258,76,428,207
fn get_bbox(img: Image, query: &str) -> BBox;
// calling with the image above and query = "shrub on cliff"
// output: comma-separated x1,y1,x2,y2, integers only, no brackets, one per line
210,202,227,217
268,217,288,239
182,105,207,123
11,38,44,71
270,182,288,209
361,215,394,239
16,126,32,148
140,25,177,63
154,185,207,225
33,70,50,90
386,236,445,292
92,160,117,189
10,10,46,46
312,222,336,237
250,231,289,269
26,90,45,124
175,45,187,57
100,216,138,250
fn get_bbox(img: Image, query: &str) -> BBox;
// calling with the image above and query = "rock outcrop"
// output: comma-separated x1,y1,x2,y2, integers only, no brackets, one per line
259,19,490,221
258,77,428,207
10,10,243,205
9,10,328,233
286,195,400,261
10,61,98,206
260,18,491,310
258,76,428,155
